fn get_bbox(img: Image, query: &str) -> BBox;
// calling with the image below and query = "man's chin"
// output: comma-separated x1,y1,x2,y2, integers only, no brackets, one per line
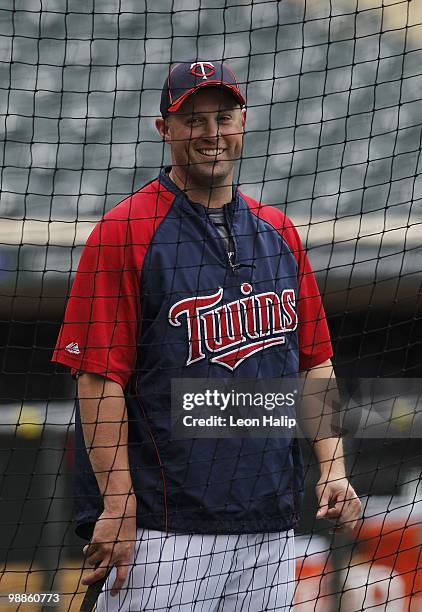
188,161,233,186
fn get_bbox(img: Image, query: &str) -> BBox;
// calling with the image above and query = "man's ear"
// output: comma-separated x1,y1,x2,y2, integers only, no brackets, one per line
155,117,171,142
241,108,247,130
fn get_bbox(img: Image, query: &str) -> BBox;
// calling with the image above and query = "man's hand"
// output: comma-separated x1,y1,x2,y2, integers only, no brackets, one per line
78,373,137,597
316,476,362,534
82,501,137,597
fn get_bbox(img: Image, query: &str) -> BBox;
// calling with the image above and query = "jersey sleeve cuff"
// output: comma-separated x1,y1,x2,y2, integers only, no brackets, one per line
51,353,129,389
299,348,333,371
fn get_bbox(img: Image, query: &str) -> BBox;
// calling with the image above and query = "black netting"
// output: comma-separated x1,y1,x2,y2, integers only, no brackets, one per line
0,1,421,610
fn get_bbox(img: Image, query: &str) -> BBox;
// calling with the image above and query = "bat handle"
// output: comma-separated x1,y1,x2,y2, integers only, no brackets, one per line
79,565,113,612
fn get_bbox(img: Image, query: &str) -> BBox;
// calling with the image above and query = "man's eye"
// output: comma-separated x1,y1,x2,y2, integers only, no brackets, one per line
218,116,232,122
188,118,202,126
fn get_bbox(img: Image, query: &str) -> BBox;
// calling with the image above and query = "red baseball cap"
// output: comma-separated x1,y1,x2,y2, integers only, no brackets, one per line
160,60,246,117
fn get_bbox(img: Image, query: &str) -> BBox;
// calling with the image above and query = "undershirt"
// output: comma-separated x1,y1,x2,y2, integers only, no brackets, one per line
206,205,235,265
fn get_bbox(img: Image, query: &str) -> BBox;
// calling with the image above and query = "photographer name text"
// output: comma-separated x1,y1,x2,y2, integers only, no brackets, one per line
182,414,296,428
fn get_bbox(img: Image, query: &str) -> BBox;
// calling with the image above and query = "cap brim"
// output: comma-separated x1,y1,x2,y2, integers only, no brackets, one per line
166,81,245,114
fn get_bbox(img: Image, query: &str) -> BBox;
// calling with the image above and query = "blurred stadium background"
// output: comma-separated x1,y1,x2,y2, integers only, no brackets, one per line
0,0,421,609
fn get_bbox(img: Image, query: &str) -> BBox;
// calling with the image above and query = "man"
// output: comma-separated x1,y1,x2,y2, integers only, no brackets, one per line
53,59,361,611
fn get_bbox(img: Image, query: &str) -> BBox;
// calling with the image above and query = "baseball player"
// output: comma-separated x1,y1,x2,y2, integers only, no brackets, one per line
53,59,361,611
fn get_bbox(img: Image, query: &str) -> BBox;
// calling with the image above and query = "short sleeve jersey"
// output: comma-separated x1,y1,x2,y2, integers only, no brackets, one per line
53,170,332,537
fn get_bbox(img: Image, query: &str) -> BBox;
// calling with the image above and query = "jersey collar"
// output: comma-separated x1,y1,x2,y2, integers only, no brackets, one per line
158,167,239,215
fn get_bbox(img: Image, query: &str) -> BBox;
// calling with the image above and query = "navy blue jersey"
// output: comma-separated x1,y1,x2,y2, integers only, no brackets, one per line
53,170,332,539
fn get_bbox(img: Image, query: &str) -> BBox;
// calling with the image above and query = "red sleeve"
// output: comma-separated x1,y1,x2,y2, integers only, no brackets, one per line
52,182,175,387
52,213,141,389
241,194,333,371
287,222,333,370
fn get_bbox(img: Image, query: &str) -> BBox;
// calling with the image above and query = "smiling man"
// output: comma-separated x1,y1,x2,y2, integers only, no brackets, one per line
53,59,361,611
155,84,245,206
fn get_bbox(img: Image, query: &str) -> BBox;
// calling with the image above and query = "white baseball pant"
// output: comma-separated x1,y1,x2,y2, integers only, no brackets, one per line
96,527,295,611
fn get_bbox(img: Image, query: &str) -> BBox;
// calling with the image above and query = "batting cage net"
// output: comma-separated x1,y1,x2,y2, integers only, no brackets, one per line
1,1,421,610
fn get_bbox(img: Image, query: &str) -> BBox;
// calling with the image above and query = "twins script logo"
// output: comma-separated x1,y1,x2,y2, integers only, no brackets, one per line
168,283,297,371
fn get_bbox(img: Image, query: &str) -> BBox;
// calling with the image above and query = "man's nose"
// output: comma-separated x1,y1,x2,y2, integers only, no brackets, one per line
201,117,220,139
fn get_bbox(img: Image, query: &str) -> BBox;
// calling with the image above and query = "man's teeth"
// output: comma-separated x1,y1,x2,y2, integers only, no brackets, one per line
198,149,224,156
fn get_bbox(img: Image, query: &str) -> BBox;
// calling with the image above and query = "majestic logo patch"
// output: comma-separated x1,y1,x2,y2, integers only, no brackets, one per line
169,283,297,371
190,61,215,80
65,342,81,355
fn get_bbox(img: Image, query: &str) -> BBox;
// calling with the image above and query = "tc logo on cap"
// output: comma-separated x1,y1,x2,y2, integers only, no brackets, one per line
190,61,215,80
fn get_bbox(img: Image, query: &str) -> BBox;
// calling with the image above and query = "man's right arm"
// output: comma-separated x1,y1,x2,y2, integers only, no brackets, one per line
78,372,137,596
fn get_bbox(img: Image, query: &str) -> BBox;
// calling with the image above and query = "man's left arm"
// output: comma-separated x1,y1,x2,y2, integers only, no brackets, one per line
299,359,362,534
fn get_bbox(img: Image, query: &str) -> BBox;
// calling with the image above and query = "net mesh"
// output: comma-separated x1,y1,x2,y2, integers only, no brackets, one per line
0,1,421,610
